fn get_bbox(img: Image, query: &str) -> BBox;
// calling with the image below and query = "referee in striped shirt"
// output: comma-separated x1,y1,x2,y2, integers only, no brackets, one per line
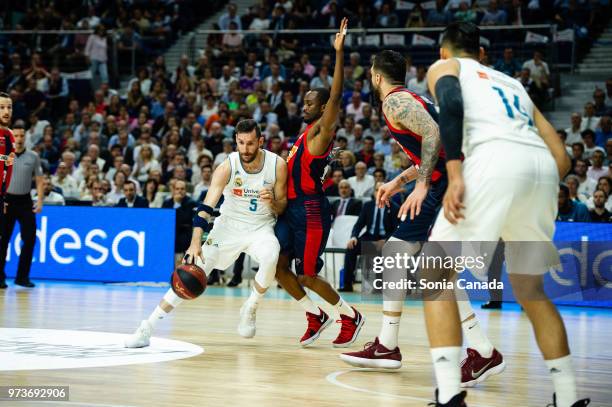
0,122,44,288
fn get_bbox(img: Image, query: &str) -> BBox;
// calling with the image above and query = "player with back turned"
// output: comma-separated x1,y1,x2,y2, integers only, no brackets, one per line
340,51,504,390
0,92,15,289
423,22,590,406
274,19,365,347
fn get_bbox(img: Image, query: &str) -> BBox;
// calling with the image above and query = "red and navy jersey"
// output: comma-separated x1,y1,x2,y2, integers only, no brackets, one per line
382,87,447,183
287,123,333,199
0,128,14,196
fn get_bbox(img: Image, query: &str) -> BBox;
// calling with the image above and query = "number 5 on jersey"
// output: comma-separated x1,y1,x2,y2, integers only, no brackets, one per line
491,86,534,126
249,198,257,212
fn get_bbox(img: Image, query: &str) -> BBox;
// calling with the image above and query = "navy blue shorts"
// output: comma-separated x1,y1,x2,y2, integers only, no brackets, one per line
275,196,332,276
392,177,448,242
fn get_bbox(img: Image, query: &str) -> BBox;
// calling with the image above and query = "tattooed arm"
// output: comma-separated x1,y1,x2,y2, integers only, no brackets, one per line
382,91,441,185
382,91,441,220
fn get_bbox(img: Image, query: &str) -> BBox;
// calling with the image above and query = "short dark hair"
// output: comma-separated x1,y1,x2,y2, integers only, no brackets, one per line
364,136,375,143
0,92,10,99
124,180,136,188
441,22,480,56
311,87,330,105
12,123,25,130
235,119,262,138
572,142,585,151
374,168,387,178
581,129,595,139
372,50,406,85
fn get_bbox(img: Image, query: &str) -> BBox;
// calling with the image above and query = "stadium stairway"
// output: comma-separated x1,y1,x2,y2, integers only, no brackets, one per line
548,21,612,130
164,0,256,73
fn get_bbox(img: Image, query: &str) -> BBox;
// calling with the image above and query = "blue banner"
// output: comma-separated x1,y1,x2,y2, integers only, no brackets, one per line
459,222,612,307
4,207,176,282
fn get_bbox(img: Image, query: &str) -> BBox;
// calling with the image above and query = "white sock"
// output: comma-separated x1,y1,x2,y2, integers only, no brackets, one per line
462,316,494,358
335,297,355,318
297,295,320,314
246,287,265,308
378,314,400,349
431,346,462,404
546,355,578,407
147,306,167,329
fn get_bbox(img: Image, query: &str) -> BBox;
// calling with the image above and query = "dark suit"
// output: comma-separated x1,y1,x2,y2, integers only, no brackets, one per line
343,200,399,289
163,196,197,253
116,196,149,208
331,197,362,220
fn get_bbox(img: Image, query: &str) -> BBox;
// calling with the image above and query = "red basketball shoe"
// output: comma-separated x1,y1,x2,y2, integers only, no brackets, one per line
332,307,365,348
339,337,402,369
300,308,332,346
461,347,506,387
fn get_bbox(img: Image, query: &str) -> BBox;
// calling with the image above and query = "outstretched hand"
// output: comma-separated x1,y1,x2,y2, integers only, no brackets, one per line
333,18,348,51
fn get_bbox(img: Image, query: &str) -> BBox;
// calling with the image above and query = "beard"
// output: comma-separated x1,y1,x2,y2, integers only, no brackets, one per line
303,112,321,125
372,83,381,102
0,117,10,127
240,151,257,164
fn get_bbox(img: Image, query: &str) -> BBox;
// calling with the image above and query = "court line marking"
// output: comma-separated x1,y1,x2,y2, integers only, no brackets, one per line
326,369,433,403
326,369,491,407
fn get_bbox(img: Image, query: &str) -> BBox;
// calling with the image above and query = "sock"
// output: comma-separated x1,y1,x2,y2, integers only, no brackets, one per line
378,314,400,349
246,286,265,308
297,295,320,314
335,297,355,318
546,355,578,407
147,306,167,329
461,316,494,358
431,347,462,404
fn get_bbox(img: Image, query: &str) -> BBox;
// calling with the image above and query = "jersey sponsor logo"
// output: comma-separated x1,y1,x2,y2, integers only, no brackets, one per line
477,71,489,80
232,188,243,197
287,145,298,162
0,328,202,371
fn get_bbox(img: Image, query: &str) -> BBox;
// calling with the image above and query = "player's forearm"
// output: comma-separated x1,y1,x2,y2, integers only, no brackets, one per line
330,50,344,105
394,166,418,187
190,227,204,246
270,198,287,216
417,127,441,185
445,160,463,181
36,177,44,205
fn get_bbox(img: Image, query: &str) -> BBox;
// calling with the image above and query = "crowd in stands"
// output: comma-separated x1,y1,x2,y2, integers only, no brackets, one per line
557,79,612,222
0,0,609,259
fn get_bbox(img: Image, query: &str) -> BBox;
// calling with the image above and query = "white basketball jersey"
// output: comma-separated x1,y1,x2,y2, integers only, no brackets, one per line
456,58,547,157
220,150,278,228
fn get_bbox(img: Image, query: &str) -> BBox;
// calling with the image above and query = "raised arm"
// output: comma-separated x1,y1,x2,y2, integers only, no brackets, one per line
309,18,348,155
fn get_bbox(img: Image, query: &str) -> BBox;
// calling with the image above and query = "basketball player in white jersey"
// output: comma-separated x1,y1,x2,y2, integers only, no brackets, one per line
422,22,589,406
125,119,287,348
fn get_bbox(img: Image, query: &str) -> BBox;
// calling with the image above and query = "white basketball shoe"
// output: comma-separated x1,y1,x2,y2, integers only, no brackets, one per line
124,320,152,348
238,303,257,338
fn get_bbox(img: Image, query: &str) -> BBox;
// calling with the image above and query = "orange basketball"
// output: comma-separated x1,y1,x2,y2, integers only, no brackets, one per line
171,263,207,300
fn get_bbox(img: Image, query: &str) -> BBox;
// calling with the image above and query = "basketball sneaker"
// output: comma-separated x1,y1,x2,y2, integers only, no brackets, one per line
429,390,467,407
300,308,332,346
339,337,402,369
238,302,257,338
547,394,590,406
460,347,506,387
124,320,152,348
332,307,365,348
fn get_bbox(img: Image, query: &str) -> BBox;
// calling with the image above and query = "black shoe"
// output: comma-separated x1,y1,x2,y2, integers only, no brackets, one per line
227,277,242,287
338,286,353,293
0,280,6,289
429,390,467,406
481,301,502,310
547,393,590,407
14,280,35,288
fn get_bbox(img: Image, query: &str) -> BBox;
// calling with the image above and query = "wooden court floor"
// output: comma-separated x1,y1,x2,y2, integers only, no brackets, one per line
0,281,611,407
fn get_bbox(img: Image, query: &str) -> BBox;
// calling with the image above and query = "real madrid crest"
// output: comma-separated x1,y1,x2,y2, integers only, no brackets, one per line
234,176,243,187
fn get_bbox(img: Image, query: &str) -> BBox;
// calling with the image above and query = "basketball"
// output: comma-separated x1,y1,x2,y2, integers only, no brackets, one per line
171,264,207,300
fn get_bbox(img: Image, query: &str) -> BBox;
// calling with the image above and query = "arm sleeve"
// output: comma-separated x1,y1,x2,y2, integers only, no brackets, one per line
435,75,464,161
